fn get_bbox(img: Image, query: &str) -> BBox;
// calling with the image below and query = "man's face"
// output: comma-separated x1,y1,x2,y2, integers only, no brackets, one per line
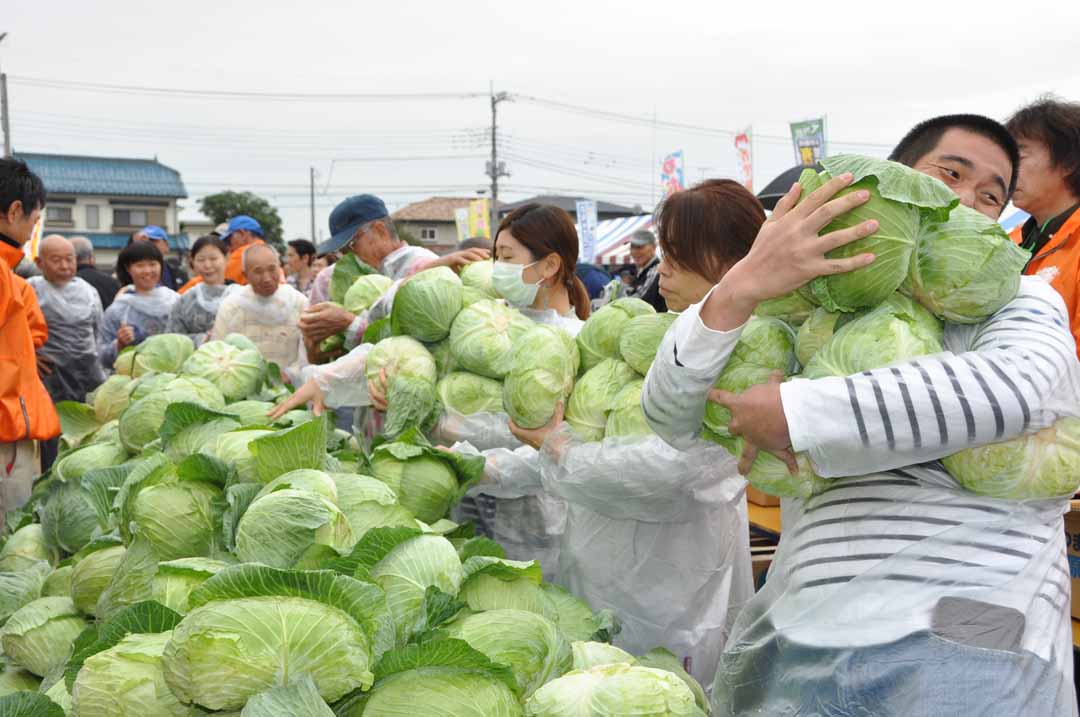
911,128,1013,219
629,242,655,269
285,245,305,274
37,239,77,285
350,221,392,268
245,247,281,297
2,202,41,246
1012,139,1070,216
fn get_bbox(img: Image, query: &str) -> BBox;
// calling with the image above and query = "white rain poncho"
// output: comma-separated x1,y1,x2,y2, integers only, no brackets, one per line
98,286,179,369
538,428,753,685
642,277,1080,715
211,284,309,380
28,276,106,403
166,282,237,345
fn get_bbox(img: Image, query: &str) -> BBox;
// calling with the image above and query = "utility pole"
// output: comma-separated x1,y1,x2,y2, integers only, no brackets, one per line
486,83,510,237
309,167,316,241
0,33,10,158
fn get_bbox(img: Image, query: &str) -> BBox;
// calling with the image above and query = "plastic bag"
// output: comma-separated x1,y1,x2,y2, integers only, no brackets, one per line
29,277,106,402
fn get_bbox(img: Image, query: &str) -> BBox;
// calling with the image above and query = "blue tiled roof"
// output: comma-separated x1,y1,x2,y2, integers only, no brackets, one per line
15,152,187,199
54,231,191,251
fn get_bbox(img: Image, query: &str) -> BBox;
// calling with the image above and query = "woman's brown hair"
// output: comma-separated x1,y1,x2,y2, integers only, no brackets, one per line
655,179,766,283
495,203,591,320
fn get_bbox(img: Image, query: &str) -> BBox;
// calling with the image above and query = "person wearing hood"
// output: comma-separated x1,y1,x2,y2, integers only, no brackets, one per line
132,225,188,291
99,241,180,369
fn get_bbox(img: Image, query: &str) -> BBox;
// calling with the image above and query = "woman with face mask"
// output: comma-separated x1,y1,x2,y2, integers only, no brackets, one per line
99,241,180,369
166,235,236,345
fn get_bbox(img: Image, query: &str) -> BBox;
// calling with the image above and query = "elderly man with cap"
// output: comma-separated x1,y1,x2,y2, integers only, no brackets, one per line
134,225,188,291
299,194,489,353
623,229,666,312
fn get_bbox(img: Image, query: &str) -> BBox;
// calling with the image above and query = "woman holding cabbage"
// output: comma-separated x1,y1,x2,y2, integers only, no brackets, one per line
643,148,1080,714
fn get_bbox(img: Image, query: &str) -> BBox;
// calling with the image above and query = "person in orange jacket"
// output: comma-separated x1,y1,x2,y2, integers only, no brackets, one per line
1005,97,1080,357
178,215,272,293
0,159,60,523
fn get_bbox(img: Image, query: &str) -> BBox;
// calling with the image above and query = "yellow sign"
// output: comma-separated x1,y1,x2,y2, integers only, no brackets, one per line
468,199,491,239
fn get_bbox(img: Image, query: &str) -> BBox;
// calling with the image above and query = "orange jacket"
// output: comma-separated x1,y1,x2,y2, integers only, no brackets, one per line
1010,207,1080,357
0,240,61,442
177,239,267,294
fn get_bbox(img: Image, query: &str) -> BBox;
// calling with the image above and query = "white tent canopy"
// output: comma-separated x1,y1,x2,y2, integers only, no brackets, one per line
578,214,654,266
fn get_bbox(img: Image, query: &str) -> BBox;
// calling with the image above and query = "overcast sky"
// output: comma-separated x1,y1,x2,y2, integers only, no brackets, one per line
4,0,1079,240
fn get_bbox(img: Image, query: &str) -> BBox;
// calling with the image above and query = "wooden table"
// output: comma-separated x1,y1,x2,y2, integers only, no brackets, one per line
747,502,782,536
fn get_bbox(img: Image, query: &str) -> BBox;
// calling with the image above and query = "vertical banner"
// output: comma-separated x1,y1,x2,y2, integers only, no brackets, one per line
454,207,470,243
27,213,45,261
468,199,491,238
575,199,599,263
734,128,753,192
790,118,827,165
659,150,685,199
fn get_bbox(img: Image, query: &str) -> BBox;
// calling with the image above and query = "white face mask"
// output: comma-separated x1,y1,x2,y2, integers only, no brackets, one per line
492,260,541,307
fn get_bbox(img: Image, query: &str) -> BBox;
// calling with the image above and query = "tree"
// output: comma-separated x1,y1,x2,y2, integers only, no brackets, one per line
198,191,285,252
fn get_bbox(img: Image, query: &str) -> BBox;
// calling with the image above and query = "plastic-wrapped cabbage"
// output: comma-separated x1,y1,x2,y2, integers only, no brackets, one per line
796,155,958,313
449,299,533,379
161,564,394,710
524,662,703,716
460,260,498,299
576,298,655,372
905,203,1030,323
0,596,87,677
71,630,191,717
344,274,393,315
438,372,504,416
0,525,50,572
504,324,578,430
445,609,572,699
70,541,126,615
754,290,817,327
114,333,195,377
942,418,1080,500
704,318,796,439
604,380,653,439
365,336,438,438
565,359,639,442
369,434,483,524
801,294,943,379
92,375,133,423
618,312,676,375
795,307,864,367
390,266,463,342
180,339,265,402
202,428,275,483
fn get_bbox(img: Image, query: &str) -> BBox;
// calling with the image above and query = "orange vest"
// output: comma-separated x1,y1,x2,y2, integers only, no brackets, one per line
0,242,61,442
1010,207,1080,357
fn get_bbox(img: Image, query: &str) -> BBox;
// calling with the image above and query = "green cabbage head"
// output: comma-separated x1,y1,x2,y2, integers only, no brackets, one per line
503,324,579,430
576,298,655,372
180,339,265,402
618,312,676,375
460,261,499,299
449,299,534,378
795,307,863,368
71,542,126,615
438,372,504,416
0,596,87,677
0,525,51,572
390,266,464,342
754,290,817,327
565,359,638,442
344,274,393,315
524,662,702,716
114,334,195,377
92,375,133,423
604,380,653,439
71,630,192,717
365,336,438,438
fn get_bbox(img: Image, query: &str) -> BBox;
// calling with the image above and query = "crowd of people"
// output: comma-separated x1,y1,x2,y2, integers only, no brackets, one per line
0,94,1079,713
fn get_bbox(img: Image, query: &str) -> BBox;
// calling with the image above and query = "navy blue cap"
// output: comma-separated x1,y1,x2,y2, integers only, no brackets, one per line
321,194,389,255
139,225,169,243
220,215,264,244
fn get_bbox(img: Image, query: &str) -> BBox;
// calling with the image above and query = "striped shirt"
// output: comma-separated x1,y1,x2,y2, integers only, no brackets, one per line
642,277,1080,657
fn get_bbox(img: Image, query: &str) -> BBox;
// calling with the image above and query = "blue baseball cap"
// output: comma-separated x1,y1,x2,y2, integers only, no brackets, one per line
220,215,264,245
139,225,169,243
320,194,389,255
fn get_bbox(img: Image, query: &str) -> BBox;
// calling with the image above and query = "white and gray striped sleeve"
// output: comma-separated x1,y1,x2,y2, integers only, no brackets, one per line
780,278,1080,478
641,290,745,450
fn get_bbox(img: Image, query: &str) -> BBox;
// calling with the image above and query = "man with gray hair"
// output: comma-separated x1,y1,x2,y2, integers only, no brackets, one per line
71,235,120,309
624,229,666,312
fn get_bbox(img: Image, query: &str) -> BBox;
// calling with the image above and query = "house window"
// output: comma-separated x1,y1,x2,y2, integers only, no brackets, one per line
46,206,73,226
114,209,149,228
419,227,438,242
85,205,100,230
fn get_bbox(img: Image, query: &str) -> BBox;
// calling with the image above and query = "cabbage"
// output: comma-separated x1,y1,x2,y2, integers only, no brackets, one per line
118,378,225,453
524,662,701,716
42,565,72,598
180,340,265,402
127,372,176,402
618,312,676,375
448,300,534,379
801,294,943,379
0,525,51,572
365,336,438,438
570,640,636,670
161,564,394,710
242,675,333,717
52,440,128,483
344,274,393,315
151,558,230,614
44,680,73,712
92,375,134,423
37,472,102,555
565,359,638,442
114,334,195,377
503,325,578,430
754,290,817,327
0,562,49,625
426,339,459,379
438,373,504,416
460,261,498,299
330,473,417,537
942,419,1080,500
202,429,275,483
712,434,826,499
794,307,863,367
70,541,126,615
390,266,464,342
72,630,191,716
457,558,555,619
223,400,276,426
905,203,1030,323
576,298,655,372
369,436,483,525
796,155,959,313
0,596,87,677
444,609,572,698
604,380,653,439
235,488,354,569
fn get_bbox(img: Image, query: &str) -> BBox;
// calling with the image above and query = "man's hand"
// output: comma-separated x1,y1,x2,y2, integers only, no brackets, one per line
367,368,389,412
708,372,797,474
116,323,136,350
36,353,54,378
430,248,491,272
298,302,356,344
509,402,564,450
268,378,327,419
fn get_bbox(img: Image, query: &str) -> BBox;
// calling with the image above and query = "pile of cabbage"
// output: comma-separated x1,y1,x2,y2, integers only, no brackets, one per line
0,329,711,715
716,154,1080,501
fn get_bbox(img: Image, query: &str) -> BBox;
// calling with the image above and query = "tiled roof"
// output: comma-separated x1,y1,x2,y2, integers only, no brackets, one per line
53,231,191,251
15,152,188,199
392,197,475,222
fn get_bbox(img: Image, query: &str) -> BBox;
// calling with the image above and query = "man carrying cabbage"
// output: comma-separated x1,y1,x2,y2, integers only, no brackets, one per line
643,115,1080,715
